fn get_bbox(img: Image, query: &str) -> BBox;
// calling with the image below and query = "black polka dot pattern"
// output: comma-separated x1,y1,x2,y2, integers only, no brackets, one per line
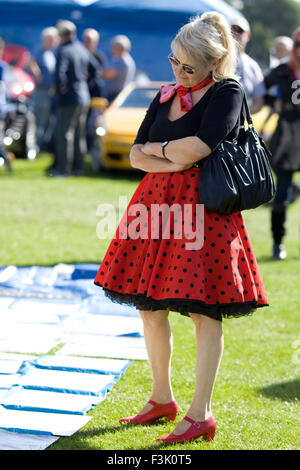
94,168,269,320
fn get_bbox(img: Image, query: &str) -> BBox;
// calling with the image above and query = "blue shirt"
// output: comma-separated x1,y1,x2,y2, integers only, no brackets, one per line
0,59,6,81
0,60,7,116
237,53,266,104
35,48,56,89
104,52,136,98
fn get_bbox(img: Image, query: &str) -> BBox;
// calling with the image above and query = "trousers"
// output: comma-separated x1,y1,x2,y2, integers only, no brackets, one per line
54,104,89,174
271,169,294,244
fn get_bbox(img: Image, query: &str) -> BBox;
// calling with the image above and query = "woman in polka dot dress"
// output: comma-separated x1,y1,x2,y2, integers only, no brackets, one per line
94,12,269,444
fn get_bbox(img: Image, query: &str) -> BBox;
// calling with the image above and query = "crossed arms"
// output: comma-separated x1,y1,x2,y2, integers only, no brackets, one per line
129,136,212,173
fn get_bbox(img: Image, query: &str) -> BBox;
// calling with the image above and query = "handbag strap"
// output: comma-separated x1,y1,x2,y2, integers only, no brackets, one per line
231,78,254,128
241,89,253,127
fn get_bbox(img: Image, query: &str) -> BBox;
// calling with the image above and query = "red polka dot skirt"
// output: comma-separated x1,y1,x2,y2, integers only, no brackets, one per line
94,167,269,321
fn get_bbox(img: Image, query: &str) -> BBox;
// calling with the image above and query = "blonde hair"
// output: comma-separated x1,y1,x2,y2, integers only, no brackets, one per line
171,11,238,82
41,27,58,39
83,28,100,42
112,35,132,52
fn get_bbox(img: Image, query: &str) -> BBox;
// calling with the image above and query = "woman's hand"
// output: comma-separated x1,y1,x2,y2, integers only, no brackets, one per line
130,144,193,173
141,138,211,165
141,142,162,157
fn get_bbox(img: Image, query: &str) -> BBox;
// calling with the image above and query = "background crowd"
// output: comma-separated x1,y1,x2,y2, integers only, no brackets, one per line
0,19,136,177
29,20,136,177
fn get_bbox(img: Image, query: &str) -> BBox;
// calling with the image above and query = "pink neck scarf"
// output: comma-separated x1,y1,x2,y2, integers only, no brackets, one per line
159,75,213,112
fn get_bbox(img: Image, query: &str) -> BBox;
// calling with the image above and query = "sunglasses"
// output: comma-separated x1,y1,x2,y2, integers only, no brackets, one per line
295,41,300,48
231,25,245,35
168,54,199,74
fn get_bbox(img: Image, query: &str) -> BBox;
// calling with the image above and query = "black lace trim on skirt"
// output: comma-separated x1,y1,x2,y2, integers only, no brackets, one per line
94,281,268,322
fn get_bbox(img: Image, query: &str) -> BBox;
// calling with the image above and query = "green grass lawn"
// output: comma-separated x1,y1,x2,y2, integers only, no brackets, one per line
0,154,299,450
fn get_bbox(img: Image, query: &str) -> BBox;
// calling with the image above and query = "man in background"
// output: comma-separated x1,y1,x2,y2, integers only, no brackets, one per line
230,16,265,114
32,27,58,152
103,35,136,102
0,37,14,171
51,20,92,177
82,28,106,98
270,36,293,68
82,28,107,172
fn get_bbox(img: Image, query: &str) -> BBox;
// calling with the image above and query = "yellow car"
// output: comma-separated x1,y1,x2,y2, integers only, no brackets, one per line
92,83,278,171
94,82,166,171
252,106,278,142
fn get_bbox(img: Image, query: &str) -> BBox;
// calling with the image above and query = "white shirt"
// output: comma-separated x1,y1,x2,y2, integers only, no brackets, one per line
237,53,266,104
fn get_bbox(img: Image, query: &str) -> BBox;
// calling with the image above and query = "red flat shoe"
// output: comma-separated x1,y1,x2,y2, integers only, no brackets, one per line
119,399,178,425
156,415,216,443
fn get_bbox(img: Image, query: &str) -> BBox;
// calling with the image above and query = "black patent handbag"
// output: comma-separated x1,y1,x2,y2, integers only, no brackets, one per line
198,84,275,215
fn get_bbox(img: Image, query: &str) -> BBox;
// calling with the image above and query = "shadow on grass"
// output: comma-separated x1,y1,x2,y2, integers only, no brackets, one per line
49,419,183,450
258,378,300,402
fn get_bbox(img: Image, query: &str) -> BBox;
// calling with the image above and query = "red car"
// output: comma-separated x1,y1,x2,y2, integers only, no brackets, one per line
2,44,36,159
3,44,35,98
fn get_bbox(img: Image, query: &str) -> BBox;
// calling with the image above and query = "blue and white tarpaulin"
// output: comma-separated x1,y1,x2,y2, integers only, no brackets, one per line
0,430,59,451
59,334,148,360
1,387,105,415
0,375,20,390
30,355,131,376
14,368,117,396
0,360,26,375
0,264,146,449
0,407,91,436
